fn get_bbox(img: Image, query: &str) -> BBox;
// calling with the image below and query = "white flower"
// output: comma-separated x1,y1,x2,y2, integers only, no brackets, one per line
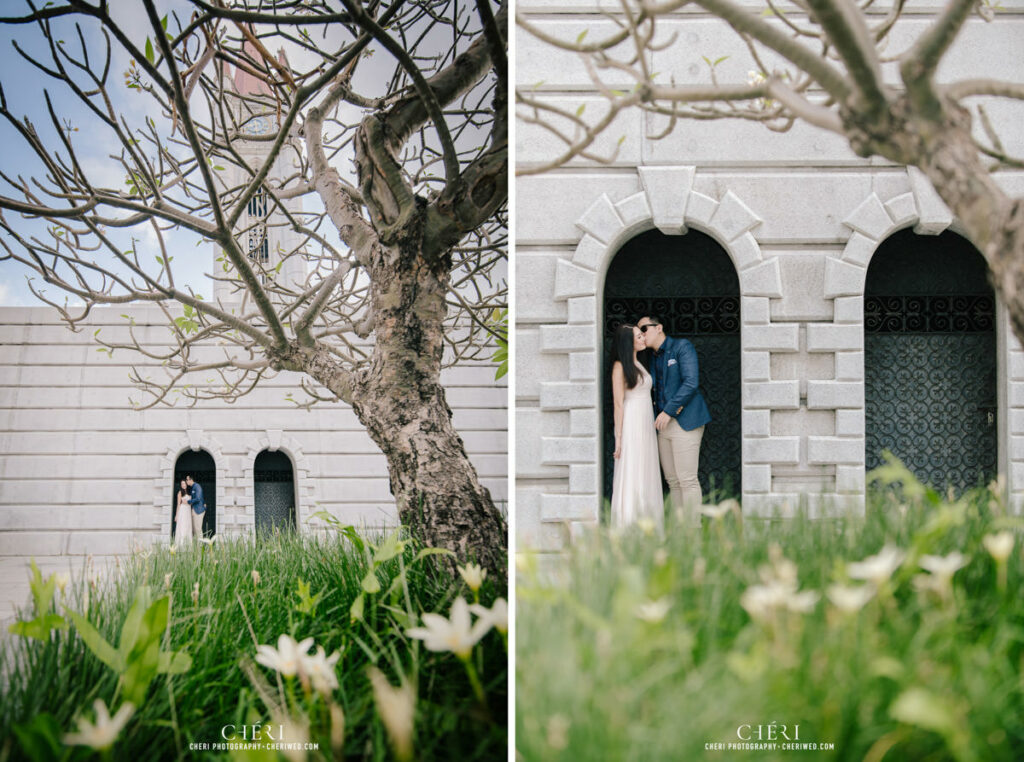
470,597,508,634
458,563,486,593
827,583,875,614
636,518,656,535
919,551,968,583
406,598,489,659
251,569,261,586
163,573,172,591
635,597,672,623
784,589,820,614
367,666,415,762
700,504,731,520
747,70,766,85
847,545,906,587
300,645,342,695
255,634,317,677
199,534,217,545
54,573,70,595
741,550,817,621
63,699,135,751
983,531,1015,564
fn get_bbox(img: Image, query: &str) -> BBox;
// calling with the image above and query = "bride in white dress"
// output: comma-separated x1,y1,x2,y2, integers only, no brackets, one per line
610,324,664,531
173,479,193,546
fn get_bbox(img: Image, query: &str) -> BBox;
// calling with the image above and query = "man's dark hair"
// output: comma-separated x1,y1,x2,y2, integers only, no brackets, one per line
641,315,663,326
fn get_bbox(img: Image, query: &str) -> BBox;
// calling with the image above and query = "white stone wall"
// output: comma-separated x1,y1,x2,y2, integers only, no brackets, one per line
0,306,507,556
516,2,1024,551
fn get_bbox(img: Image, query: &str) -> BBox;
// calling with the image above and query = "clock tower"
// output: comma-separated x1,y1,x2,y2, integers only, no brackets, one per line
214,42,305,303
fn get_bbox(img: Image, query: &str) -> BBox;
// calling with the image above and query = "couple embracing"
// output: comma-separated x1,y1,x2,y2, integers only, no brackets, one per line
611,316,712,532
173,475,207,545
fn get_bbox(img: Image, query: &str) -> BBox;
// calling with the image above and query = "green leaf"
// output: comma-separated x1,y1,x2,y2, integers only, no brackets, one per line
575,103,586,117
29,560,55,618
714,55,730,66
361,569,382,594
117,586,152,662
159,650,192,675
8,614,67,642
121,594,168,705
350,593,365,622
145,37,154,64
372,531,407,564
160,14,168,31
65,608,124,672
576,29,588,44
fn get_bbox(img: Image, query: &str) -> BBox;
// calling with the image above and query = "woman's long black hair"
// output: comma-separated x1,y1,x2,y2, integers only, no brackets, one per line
613,324,640,389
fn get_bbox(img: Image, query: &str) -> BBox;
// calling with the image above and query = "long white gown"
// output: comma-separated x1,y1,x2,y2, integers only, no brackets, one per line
174,492,193,545
611,363,664,531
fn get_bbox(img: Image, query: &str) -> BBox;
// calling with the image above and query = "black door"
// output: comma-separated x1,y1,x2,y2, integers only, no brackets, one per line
173,449,216,538
254,450,296,533
865,229,997,492
602,229,742,516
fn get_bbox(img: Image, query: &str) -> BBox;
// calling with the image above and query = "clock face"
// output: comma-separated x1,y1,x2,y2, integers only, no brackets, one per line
242,116,270,136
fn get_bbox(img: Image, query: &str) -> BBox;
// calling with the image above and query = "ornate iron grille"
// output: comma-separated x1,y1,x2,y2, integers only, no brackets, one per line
865,295,994,333
254,451,296,533
864,231,997,493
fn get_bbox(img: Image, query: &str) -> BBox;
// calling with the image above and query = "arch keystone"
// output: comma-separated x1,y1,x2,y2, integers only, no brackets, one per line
638,165,695,235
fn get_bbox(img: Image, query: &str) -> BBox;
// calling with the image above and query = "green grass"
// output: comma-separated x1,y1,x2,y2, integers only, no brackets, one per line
517,469,1024,762
1,529,507,761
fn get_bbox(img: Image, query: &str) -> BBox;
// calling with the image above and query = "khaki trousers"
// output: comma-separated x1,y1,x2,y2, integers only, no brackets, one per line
191,509,205,539
657,420,704,527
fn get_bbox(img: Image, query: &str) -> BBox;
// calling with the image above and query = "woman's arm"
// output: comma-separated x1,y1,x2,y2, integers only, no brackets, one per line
612,361,625,459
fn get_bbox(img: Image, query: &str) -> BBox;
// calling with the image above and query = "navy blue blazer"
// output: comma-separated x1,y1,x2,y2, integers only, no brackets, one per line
189,483,207,515
652,336,712,431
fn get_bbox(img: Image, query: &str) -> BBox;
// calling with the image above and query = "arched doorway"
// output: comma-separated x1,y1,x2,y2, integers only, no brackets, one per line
865,229,997,492
602,229,742,517
172,449,216,539
254,450,296,533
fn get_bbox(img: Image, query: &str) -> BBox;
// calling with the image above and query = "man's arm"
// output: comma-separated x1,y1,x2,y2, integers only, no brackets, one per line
662,341,700,415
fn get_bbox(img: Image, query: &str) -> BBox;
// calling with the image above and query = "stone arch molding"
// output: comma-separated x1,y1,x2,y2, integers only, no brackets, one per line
824,169,1020,510
153,429,228,538
241,430,318,529
537,166,775,533
550,166,779,306
824,166,955,300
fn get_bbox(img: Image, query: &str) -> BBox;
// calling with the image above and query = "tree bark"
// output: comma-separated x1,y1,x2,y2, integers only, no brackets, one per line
274,213,508,578
352,219,507,577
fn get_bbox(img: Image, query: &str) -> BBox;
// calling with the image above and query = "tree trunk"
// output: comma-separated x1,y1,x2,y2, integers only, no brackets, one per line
348,229,507,578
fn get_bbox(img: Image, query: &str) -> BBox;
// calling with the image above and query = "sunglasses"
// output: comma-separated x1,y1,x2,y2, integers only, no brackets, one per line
638,324,659,333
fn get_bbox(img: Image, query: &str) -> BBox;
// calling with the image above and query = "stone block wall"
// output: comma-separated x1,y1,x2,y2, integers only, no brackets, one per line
516,2,1024,551
0,307,507,556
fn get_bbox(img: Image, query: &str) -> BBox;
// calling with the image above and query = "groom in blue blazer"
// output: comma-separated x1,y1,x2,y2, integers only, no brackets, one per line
186,475,206,538
638,316,712,527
